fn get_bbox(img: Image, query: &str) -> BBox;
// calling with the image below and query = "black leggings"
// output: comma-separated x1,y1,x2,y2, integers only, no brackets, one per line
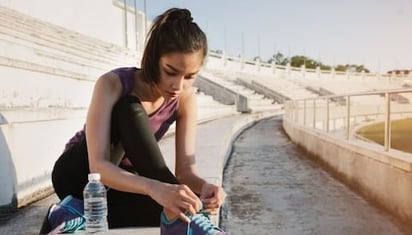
52,95,178,228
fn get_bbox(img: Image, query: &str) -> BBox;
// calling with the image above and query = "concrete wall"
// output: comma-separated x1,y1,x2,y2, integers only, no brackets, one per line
0,66,95,109
0,112,86,208
282,118,412,225
195,74,250,113
235,77,290,104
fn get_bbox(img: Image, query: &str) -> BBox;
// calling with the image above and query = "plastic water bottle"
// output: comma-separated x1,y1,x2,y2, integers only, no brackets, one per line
83,173,108,234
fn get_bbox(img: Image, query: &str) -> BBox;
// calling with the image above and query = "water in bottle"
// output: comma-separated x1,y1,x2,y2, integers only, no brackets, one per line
83,173,108,234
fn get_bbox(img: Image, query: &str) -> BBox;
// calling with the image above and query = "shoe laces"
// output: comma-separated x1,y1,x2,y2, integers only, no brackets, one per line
187,212,221,235
60,216,86,233
58,202,85,232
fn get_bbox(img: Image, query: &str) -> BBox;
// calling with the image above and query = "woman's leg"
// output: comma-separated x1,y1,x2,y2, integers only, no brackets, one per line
107,166,163,228
111,95,178,184
107,95,178,227
52,139,89,200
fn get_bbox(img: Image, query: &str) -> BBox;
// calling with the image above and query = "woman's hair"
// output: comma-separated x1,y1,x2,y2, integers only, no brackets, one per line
141,8,208,83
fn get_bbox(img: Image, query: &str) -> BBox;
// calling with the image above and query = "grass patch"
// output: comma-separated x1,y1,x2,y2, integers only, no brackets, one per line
357,118,412,153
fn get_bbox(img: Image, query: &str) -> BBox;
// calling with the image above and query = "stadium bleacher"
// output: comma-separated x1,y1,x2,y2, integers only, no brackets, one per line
1,3,412,234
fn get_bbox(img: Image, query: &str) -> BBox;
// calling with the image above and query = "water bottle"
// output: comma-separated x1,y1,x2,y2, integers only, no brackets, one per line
83,173,108,234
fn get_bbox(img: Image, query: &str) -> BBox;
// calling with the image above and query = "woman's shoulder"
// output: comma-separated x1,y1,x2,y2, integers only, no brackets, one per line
110,67,139,82
111,66,139,74
109,67,140,96
176,87,197,114
179,86,197,102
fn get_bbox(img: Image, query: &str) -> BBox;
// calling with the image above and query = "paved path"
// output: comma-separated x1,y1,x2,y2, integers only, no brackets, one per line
220,116,411,235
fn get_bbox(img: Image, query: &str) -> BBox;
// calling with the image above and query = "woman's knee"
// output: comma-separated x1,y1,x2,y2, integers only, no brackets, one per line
112,95,142,118
111,95,147,142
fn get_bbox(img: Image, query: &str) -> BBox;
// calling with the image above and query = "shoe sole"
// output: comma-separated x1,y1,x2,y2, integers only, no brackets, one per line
38,204,55,235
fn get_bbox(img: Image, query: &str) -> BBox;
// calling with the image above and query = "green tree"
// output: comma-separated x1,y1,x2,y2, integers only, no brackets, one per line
290,55,305,67
290,55,320,69
334,64,370,73
249,50,371,72
319,64,332,71
253,56,261,61
335,64,347,72
268,52,288,65
355,65,369,73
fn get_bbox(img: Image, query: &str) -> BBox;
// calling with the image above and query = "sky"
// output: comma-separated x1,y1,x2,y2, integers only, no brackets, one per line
135,0,412,73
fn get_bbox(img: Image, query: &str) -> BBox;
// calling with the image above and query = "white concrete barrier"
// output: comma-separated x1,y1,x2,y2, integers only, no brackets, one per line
282,118,412,225
0,109,87,208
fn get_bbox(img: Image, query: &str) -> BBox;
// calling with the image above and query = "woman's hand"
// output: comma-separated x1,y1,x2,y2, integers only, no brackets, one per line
149,181,202,222
200,183,227,215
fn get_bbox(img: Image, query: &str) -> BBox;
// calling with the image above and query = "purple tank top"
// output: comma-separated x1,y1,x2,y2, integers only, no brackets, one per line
64,67,179,151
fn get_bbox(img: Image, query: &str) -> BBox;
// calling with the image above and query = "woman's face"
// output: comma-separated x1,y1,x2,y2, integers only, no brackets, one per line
157,50,203,100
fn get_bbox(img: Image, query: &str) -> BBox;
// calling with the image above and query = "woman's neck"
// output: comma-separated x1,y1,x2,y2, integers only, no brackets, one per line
133,70,162,102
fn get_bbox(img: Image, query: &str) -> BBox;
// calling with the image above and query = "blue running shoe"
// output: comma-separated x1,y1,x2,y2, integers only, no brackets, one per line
160,211,227,235
47,195,85,233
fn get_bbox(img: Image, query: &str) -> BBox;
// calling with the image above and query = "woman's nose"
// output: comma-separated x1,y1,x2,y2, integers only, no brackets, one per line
172,76,184,91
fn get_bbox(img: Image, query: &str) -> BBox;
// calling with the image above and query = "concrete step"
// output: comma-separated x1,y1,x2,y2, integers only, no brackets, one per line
0,6,138,59
0,6,139,70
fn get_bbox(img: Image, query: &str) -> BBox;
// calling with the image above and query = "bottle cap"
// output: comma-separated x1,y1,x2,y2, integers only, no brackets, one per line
88,173,101,181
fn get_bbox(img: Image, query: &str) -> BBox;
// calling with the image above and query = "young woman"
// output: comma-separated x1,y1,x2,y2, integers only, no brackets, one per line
46,7,227,235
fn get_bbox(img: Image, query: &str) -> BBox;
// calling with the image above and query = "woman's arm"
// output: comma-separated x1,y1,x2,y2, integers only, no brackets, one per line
175,87,227,213
175,87,206,193
85,72,155,194
85,73,200,221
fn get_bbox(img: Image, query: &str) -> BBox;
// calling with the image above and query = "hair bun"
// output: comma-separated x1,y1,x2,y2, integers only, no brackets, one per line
165,8,193,23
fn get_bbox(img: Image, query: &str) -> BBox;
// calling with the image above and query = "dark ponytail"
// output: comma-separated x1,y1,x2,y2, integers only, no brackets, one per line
141,8,208,83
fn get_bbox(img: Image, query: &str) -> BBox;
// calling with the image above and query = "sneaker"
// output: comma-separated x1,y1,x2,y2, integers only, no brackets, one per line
47,195,85,233
39,204,53,235
160,211,227,235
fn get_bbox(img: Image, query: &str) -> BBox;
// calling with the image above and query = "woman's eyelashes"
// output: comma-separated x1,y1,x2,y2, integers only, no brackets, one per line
165,70,177,76
184,75,196,80
164,70,196,80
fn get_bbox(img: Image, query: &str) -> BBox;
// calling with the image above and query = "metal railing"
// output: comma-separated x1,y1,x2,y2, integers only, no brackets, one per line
284,88,412,151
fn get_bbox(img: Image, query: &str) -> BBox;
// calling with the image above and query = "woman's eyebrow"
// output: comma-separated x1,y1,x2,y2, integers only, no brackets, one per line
165,64,199,75
165,64,180,72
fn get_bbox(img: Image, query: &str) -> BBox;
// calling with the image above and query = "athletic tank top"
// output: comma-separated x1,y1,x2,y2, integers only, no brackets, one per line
64,67,179,151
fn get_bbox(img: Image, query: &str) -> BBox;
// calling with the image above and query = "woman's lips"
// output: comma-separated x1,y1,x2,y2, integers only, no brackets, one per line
167,91,179,98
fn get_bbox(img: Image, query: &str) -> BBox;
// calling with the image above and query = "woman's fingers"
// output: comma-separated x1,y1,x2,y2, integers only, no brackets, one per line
166,184,202,221
200,183,227,216
202,196,217,205
168,206,191,223
175,184,202,212
178,211,191,223
153,183,203,221
202,207,219,215
179,201,197,216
